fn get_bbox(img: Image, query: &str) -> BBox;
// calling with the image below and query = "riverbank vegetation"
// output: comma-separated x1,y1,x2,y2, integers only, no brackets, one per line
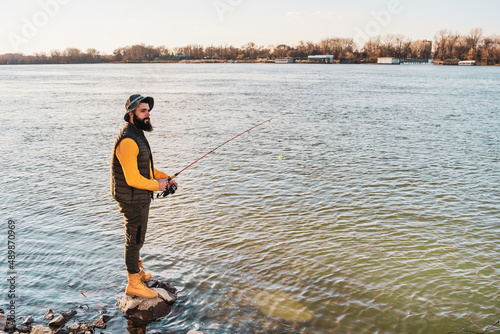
1,28,499,65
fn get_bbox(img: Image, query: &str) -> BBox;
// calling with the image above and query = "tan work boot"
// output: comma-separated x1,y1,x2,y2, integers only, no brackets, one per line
138,259,152,282
125,273,158,299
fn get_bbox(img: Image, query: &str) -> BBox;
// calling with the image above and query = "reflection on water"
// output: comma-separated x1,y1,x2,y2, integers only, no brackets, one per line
0,64,499,333
127,319,155,334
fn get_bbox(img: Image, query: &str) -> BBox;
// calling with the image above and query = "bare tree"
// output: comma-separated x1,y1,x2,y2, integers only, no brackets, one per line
273,44,291,58
241,42,257,58
489,35,500,63
49,49,62,63
456,35,470,59
381,34,397,57
363,36,382,59
481,36,495,64
446,32,462,59
431,30,461,59
113,48,124,61
33,52,48,63
63,48,82,63
433,29,450,59
296,40,320,57
318,37,355,59
85,48,100,62
392,34,411,58
0,53,24,64
467,28,483,50
319,38,334,55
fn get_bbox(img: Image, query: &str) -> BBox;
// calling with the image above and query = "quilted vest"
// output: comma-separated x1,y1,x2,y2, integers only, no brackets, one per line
110,122,153,205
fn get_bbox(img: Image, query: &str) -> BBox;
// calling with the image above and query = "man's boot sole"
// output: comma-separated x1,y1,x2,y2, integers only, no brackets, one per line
125,291,157,299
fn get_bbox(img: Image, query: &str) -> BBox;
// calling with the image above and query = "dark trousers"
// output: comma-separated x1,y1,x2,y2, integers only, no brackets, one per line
117,202,150,274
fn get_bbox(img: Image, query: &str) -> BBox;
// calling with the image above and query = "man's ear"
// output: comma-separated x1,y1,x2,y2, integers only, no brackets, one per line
128,111,134,122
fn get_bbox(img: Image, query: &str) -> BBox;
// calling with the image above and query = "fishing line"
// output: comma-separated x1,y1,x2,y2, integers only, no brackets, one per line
157,113,287,198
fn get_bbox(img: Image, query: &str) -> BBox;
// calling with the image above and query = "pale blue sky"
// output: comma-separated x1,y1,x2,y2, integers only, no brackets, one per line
2,0,499,54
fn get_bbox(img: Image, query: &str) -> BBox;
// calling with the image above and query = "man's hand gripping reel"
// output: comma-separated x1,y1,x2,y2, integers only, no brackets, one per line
157,175,177,198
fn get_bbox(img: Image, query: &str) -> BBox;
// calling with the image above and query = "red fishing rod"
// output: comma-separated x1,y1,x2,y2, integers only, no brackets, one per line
157,113,285,198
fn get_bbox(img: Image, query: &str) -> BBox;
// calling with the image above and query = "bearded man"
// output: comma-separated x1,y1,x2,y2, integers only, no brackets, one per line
110,94,177,298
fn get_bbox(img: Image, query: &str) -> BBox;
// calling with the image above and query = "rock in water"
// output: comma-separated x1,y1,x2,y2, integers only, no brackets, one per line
16,324,29,332
44,309,54,320
67,322,80,331
92,314,113,329
101,315,113,323
92,318,106,329
48,309,77,327
30,325,53,334
117,279,177,322
75,324,93,333
0,313,6,331
152,288,176,304
23,316,35,325
145,279,177,295
117,295,172,322
3,322,15,333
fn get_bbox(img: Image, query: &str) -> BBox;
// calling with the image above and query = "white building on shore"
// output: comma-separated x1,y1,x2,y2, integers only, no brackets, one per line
275,57,294,64
377,57,400,65
308,55,334,64
458,60,476,66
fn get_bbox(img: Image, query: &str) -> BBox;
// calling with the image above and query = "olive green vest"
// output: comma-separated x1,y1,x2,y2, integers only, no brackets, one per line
110,122,154,205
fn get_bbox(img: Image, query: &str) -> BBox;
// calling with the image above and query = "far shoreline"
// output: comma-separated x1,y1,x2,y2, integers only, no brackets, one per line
1,59,499,66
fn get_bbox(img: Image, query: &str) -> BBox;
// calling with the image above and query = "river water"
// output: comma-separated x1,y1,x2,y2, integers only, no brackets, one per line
0,63,499,333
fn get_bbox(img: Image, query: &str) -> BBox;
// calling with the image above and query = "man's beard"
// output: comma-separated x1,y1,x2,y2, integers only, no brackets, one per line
133,113,153,132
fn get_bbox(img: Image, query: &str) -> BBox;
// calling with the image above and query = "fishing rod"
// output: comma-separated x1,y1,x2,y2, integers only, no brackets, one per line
157,113,285,198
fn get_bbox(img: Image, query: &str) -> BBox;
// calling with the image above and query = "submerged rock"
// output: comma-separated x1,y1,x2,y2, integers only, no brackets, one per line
254,290,313,322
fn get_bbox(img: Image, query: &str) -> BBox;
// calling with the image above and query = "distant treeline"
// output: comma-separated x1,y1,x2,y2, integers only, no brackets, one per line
1,28,499,65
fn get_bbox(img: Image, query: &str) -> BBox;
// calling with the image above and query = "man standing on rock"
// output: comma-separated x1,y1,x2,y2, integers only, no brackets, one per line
110,94,177,298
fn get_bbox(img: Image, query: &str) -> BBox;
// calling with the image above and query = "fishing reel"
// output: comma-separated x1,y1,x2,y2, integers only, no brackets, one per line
156,178,177,198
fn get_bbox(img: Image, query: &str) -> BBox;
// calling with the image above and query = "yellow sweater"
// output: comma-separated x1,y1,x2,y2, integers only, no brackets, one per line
115,138,169,191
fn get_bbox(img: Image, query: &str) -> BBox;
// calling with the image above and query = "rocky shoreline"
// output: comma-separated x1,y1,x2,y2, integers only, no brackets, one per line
0,279,205,334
